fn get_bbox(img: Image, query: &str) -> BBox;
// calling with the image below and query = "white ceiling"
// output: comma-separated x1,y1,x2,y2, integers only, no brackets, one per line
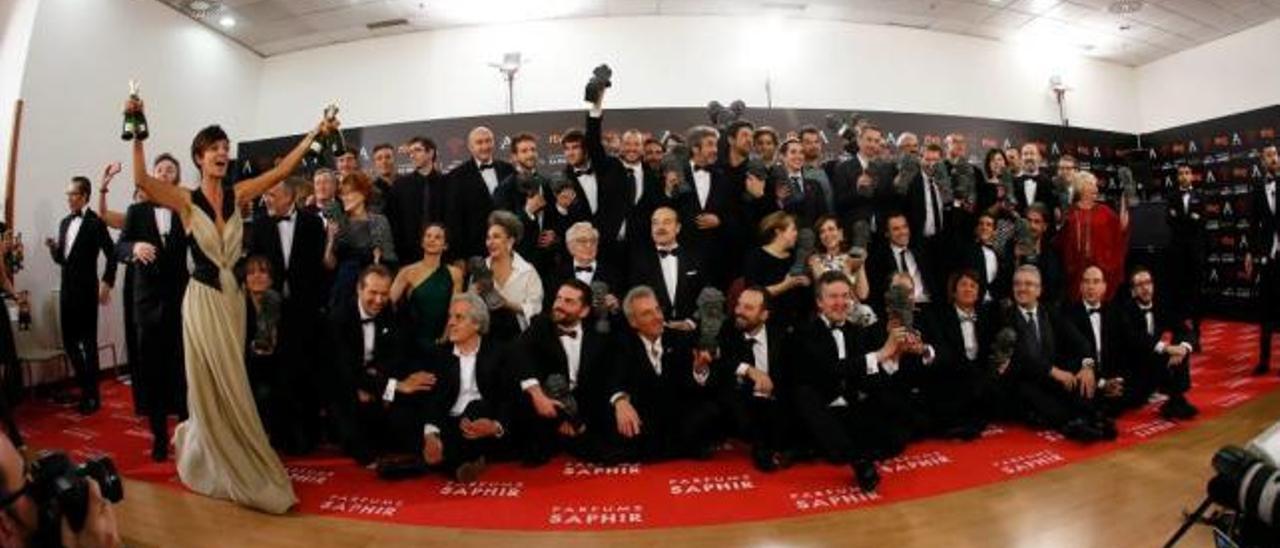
161,0,1280,66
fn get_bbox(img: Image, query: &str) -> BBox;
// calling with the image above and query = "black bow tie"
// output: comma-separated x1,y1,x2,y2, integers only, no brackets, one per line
478,163,495,171
744,334,759,344
574,265,594,273
270,215,293,224
557,328,579,339
1086,307,1101,316
1139,305,1153,313
958,312,977,323
829,322,846,332
361,318,375,325
693,165,711,173
69,211,83,219
574,166,594,177
657,248,678,258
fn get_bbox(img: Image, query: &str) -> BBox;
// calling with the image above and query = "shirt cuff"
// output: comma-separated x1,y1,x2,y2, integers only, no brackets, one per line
610,391,628,405
1154,341,1166,354
521,378,540,391
922,345,936,365
589,108,603,118
1178,342,1193,353
493,421,505,438
736,363,751,377
423,424,440,437
864,353,880,375
383,379,397,402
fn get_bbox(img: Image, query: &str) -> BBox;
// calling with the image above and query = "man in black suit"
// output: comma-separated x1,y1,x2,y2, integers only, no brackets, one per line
546,222,622,311
421,292,515,483
831,125,896,232
1247,144,1280,375
1009,204,1066,306
44,176,117,414
797,126,836,213
717,120,755,190
771,138,830,231
368,143,397,215
326,266,424,465
715,286,793,471
248,181,331,451
1165,165,1207,346
679,125,744,288
961,211,1012,304
921,270,997,439
516,280,615,465
444,127,516,261
495,132,574,275
386,136,446,266
791,272,903,492
609,285,726,462
561,90,636,270
1123,267,1198,420
867,212,937,312
628,206,706,330
1013,143,1059,219
1065,266,1137,415
115,170,188,460
907,144,952,267
997,265,1114,441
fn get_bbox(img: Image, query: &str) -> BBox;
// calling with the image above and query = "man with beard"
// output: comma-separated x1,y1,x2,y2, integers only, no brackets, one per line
715,286,793,471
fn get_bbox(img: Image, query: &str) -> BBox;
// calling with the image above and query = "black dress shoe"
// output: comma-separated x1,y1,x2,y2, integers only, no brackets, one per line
852,460,880,493
1160,397,1199,420
1253,363,1271,376
1061,418,1104,442
751,448,779,472
151,438,168,462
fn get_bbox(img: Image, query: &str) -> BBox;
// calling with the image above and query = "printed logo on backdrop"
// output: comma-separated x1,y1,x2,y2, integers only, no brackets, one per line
667,474,755,496
1126,419,1176,439
877,451,952,475
562,460,641,477
993,449,1065,476
439,480,523,498
287,466,335,486
548,505,644,527
789,486,881,511
319,494,404,517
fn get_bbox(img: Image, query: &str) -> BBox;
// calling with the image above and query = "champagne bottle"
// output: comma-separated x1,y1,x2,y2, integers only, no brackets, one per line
324,102,344,157
121,80,140,141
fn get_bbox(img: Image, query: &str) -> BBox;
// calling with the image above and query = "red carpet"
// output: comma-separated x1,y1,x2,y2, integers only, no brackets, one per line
15,320,1279,530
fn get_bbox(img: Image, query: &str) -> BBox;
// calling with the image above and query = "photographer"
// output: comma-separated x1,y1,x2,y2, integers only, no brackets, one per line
0,433,121,547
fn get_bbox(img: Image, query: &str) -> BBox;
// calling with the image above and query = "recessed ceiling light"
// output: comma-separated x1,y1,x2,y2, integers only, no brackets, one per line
218,15,236,27
1108,0,1143,14
188,0,212,11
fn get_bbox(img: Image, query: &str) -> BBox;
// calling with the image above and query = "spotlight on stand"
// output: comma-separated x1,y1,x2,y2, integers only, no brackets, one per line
488,52,527,114
1049,74,1070,127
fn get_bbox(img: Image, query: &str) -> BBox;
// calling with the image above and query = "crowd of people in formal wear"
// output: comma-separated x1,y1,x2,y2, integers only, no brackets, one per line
32,86,1280,497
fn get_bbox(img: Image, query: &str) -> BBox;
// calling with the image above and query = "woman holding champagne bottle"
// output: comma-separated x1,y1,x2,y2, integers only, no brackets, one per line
124,93,337,514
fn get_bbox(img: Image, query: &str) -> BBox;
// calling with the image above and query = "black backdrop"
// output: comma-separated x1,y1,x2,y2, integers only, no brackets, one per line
237,105,1278,319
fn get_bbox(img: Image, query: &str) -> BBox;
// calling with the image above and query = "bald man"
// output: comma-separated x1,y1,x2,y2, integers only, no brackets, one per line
444,126,515,260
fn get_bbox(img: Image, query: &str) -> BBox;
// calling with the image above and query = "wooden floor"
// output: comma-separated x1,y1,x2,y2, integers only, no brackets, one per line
116,391,1280,548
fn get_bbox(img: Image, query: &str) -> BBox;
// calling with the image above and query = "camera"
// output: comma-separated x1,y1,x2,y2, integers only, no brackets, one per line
584,64,612,103
27,451,123,546
1166,436,1280,546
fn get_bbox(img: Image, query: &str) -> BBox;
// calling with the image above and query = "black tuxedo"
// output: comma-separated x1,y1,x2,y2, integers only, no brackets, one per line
715,322,793,455
771,169,831,231
1012,173,1060,216
566,113,632,258
905,172,951,244
1000,304,1099,430
513,316,615,461
544,258,622,310
959,241,1012,303
613,330,724,461
495,173,579,276
1065,301,1129,382
1165,186,1207,327
51,208,117,402
920,303,999,433
1249,177,1279,367
830,155,896,231
444,158,516,260
866,241,939,312
628,245,706,324
326,300,412,462
115,203,188,440
385,169,447,265
421,338,516,467
677,162,744,287
1120,299,1191,403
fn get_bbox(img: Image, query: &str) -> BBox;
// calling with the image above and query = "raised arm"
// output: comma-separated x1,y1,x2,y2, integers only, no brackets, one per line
125,99,190,216
234,115,335,205
97,162,126,230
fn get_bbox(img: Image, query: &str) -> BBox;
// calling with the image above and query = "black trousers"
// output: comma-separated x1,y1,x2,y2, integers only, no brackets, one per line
1164,246,1203,330
334,390,430,463
59,292,99,400
998,374,1100,430
721,389,792,454
134,298,187,444
792,385,906,463
431,401,509,471
1260,261,1279,367
922,367,995,433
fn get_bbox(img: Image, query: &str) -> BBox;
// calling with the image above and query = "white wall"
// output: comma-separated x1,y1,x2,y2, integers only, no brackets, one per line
1137,18,1280,133
0,0,40,204
13,0,262,366
252,16,1140,139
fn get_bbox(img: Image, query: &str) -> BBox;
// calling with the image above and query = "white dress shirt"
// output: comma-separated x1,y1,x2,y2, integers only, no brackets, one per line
560,325,583,389
956,306,979,361
572,260,597,285
1022,176,1038,208
154,207,173,246
658,246,679,307
691,162,712,209
643,335,663,375
1083,301,1104,363
358,303,376,365
736,326,770,377
276,208,296,268
65,211,84,253
890,244,929,303
450,345,482,416
478,159,499,195
574,166,600,214
619,161,645,239
491,253,544,331
922,176,939,237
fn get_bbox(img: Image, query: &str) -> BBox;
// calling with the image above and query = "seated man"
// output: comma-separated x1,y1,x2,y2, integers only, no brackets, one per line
996,265,1115,442
791,271,904,492
609,286,727,462
715,285,794,471
1064,265,1133,415
1123,266,1198,420
421,293,517,482
327,265,434,465
920,270,999,439
516,280,616,465
857,272,937,448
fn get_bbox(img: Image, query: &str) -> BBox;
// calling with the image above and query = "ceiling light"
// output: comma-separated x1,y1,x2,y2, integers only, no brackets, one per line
188,0,212,11
1108,0,1144,14
218,15,236,27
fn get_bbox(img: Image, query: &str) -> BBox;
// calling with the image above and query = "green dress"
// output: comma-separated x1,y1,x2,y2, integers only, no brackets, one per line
408,266,453,357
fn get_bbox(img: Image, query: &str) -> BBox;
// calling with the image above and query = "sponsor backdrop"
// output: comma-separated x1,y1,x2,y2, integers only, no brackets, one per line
20,320,1280,530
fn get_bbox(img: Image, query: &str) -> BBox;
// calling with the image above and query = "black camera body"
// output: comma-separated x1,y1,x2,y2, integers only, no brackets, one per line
28,451,122,545
584,64,612,103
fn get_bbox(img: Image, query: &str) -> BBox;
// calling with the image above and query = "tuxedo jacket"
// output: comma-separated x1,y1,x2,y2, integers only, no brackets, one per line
905,172,951,243
958,241,1012,303
628,245,707,323
830,156,897,228
247,208,329,315
444,158,516,260
1065,301,1130,379
1008,240,1066,306
1165,186,1206,258
921,301,999,377
560,112,633,245
423,338,516,431
1248,178,1279,263
1120,298,1190,363
676,163,744,261
790,317,876,406
495,173,579,274
715,322,791,397
1002,304,1089,383
614,330,703,420
543,258,623,309
866,240,940,311
386,170,447,265
515,315,616,424
769,169,831,232
53,209,118,297
114,203,188,307
327,300,407,400
1013,173,1060,216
